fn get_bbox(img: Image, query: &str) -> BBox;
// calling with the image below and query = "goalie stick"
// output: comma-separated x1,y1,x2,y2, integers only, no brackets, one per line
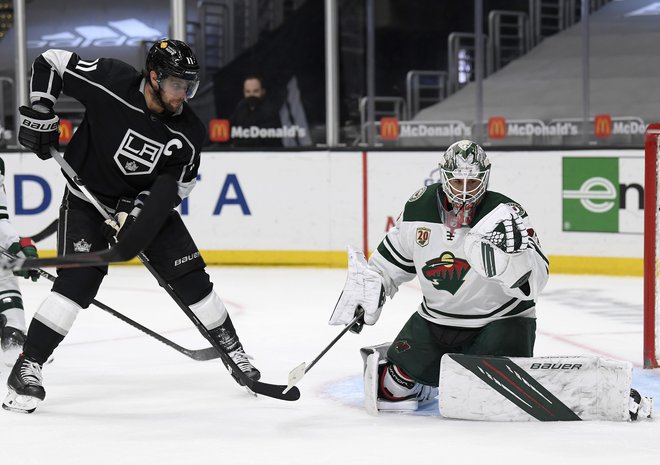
45,147,300,402
0,248,220,362
283,307,365,394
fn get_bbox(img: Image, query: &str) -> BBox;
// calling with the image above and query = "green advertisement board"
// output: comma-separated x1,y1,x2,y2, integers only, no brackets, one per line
562,157,619,232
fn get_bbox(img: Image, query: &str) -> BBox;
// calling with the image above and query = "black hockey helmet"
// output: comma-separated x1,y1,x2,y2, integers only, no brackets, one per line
146,39,200,98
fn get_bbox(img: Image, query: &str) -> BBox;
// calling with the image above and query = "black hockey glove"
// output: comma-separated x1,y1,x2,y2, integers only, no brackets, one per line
18,105,60,160
8,237,40,282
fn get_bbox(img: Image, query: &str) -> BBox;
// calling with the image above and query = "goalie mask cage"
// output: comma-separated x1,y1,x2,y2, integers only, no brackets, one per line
644,124,660,368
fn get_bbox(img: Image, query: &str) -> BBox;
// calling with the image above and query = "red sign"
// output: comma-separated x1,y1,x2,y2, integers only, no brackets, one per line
488,116,507,139
209,119,230,142
594,114,612,138
380,117,399,140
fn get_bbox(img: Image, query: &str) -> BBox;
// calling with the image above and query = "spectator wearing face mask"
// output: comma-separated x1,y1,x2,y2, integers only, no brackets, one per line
229,75,283,147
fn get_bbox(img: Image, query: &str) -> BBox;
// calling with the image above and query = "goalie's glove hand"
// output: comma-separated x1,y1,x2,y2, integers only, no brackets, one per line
483,213,529,254
329,246,386,328
8,238,39,281
18,105,60,160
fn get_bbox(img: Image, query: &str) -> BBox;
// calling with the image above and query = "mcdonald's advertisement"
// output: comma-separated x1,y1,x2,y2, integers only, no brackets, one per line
0,149,645,272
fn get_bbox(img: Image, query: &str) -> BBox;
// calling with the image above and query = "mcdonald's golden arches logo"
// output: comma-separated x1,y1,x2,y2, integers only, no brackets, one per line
594,114,612,138
59,119,73,144
380,117,399,140
209,119,230,142
488,116,507,139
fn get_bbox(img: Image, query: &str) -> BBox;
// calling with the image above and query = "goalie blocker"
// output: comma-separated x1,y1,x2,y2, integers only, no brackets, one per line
439,353,653,421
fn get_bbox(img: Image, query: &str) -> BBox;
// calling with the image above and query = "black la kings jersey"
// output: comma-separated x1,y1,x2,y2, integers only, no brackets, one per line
369,183,550,329
29,49,206,208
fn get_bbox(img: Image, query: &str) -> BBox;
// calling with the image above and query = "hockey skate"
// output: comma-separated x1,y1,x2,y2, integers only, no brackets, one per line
0,314,26,367
629,388,653,421
209,322,261,385
2,354,46,414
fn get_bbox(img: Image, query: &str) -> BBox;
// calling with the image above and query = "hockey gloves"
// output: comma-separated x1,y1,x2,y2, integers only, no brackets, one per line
101,192,150,244
330,246,385,327
101,213,137,244
8,238,39,281
18,105,60,160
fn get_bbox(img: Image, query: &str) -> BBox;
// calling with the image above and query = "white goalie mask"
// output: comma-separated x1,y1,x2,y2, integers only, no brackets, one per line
438,140,491,228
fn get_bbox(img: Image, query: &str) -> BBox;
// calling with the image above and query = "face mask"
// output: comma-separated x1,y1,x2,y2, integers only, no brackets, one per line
244,96,262,110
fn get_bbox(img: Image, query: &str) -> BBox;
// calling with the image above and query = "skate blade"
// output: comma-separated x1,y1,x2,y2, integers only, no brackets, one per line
2,389,41,414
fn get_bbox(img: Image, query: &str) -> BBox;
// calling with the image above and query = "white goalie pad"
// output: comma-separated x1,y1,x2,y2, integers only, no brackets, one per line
439,354,633,421
330,246,384,326
360,343,421,416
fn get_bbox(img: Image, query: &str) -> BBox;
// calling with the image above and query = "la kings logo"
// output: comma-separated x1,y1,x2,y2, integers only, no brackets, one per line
114,130,182,175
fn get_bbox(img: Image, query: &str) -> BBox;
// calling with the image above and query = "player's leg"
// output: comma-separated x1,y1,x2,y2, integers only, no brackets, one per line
0,273,27,366
4,192,108,413
143,211,260,383
463,316,536,357
362,313,443,413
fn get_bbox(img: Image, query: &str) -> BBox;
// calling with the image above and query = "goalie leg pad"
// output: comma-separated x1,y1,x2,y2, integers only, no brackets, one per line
439,354,633,421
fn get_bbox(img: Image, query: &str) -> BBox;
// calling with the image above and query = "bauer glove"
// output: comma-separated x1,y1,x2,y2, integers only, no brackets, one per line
8,237,39,281
18,105,60,160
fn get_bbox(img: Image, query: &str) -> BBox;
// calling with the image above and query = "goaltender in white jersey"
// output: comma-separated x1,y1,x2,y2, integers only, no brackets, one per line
330,140,651,420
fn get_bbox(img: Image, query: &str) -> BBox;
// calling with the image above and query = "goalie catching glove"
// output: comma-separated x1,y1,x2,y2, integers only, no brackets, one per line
464,203,534,292
18,105,60,160
329,246,385,327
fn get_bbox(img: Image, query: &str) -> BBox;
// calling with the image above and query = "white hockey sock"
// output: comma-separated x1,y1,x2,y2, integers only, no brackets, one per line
33,292,82,336
1,308,26,333
189,291,228,330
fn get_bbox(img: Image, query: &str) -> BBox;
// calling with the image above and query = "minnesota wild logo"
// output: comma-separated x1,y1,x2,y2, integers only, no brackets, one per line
421,252,470,294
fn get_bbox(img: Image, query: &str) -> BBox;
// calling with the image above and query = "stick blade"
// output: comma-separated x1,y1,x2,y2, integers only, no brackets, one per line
282,362,307,394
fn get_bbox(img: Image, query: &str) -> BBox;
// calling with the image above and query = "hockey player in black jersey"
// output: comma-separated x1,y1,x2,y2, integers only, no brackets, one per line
3,39,260,414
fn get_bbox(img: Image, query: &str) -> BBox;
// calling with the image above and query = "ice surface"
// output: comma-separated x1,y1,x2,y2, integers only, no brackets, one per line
0,268,658,465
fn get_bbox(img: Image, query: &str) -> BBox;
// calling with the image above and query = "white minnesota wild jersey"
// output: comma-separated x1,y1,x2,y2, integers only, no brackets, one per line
369,183,549,328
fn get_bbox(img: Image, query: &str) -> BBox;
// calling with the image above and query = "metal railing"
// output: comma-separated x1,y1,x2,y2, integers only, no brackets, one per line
359,96,407,143
447,32,490,94
405,70,447,119
488,10,531,72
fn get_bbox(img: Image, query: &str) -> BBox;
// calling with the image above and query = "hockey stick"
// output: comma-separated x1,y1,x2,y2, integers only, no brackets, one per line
0,174,177,271
283,307,365,394
46,147,300,401
30,219,58,243
0,247,220,362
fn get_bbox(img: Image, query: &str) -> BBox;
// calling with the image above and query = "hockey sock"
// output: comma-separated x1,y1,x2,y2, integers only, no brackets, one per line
22,319,63,365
